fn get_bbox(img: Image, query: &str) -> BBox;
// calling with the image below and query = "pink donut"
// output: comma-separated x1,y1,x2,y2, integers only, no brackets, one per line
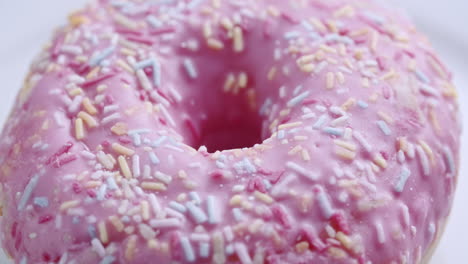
0,0,460,263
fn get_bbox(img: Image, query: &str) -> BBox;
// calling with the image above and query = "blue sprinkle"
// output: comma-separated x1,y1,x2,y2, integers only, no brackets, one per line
152,136,167,147
301,20,315,31
277,130,285,139
284,31,301,40
72,216,81,224
134,59,155,70
415,70,430,83
33,197,49,208
313,115,328,129
89,46,115,67
357,100,369,109
376,120,392,136
88,225,97,238
323,127,344,136
131,133,142,147
169,201,187,213
99,256,116,264
149,152,160,165
153,59,162,87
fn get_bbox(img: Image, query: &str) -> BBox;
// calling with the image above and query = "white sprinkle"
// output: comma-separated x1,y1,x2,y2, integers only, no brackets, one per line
169,201,186,213
419,84,439,97
154,171,172,184
134,58,155,70
186,202,208,224
287,91,310,108
375,221,386,244
187,0,206,9
312,115,328,129
316,186,334,219
159,104,176,126
20,256,27,264
18,174,40,211
286,162,318,181
189,192,201,204
330,106,345,116
199,242,210,258
302,20,315,31
416,146,430,176
443,146,456,174
97,184,107,201
284,31,301,39
99,256,116,264
147,15,163,28
232,208,245,222
136,69,153,91
314,61,328,74
54,111,67,127
180,236,196,262
224,226,234,241
58,253,68,264
277,130,285,139
101,113,121,125
149,218,181,229
207,195,220,224
271,174,296,197
103,104,118,114
394,167,411,193
376,120,392,136
323,127,344,136
149,152,160,165
397,150,406,163
106,177,118,190
132,155,141,178
91,238,106,257
68,95,83,114
153,59,162,87
363,11,386,25
148,193,161,216
235,243,253,264
401,204,410,227
183,58,198,79
90,46,115,67
33,197,49,208
415,70,430,83
330,116,349,127
353,131,372,153
357,100,369,108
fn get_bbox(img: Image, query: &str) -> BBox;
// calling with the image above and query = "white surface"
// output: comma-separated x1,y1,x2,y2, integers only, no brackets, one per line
0,1,467,263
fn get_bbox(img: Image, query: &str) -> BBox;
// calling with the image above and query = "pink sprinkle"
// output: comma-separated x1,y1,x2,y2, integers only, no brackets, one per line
87,189,96,198
72,182,82,194
118,136,132,144
126,35,154,46
102,141,111,148
263,21,273,39
382,85,392,100
376,57,388,71
210,171,224,180
150,27,176,35
257,168,273,176
271,205,292,229
330,211,351,234
55,154,77,168
184,119,200,142
115,27,143,36
51,37,64,57
299,227,326,251
38,215,54,224
281,12,299,24
82,72,117,88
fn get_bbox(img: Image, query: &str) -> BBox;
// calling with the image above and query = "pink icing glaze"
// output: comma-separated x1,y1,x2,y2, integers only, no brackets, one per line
0,0,461,263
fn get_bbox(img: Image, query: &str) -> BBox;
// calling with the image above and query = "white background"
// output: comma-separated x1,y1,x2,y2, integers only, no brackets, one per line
0,1,467,263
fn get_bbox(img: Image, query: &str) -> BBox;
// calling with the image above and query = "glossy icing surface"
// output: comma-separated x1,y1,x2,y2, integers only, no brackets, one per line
0,0,460,263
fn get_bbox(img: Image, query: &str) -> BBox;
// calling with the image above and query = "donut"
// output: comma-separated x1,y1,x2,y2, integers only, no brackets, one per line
0,0,460,263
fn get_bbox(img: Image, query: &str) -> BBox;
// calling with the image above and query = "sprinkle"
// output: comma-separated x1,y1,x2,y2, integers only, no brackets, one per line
60,200,80,211
335,147,356,161
207,38,224,50
235,243,252,264
132,155,141,178
125,236,137,261
78,111,98,128
180,236,196,262
287,91,310,108
278,121,302,130
326,72,335,89
136,69,153,91
153,172,172,185
200,242,210,258
313,115,328,129
375,222,385,244
415,70,430,83
149,218,182,229
18,174,40,211
286,161,318,181
376,120,391,136
183,58,198,79
148,193,161,216
97,151,114,169
419,84,439,97
363,11,386,25
169,201,187,213
416,146,430,176
75,118,85,140
233,26,244,52
207,195,220,224
149,152,160,165
315,186,334,219
118,156,133,178
232,208,245,222
254,191,274,204
141,182,167,191
58,253,68,264
330,116,349,127
99,256,116,264
89,46,115,67
112,143,135,156
357,100,368,108
323,127,344,136
186,202,208,224
373,154,388,169
353,131,372,153
91,238,106,257
189,192,201,204
394,167,411,193
98,221,109,244
101,113,121,125
33,197,49,208
443,146,456,174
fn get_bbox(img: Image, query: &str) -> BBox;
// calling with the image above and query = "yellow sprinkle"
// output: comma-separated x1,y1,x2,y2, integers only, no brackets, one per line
299,63,315,73
98,221,109,244
223,73,236,92
84,181,102,188
78,111,98,128
267,6,280,17
111,122,128,136
428,57,447,79
380,69,397,80
320,45,337,54
117,59,135,74
341,98,356,111
112,143,135,156
294,136,308,141
109,215,124,232
334,140,357,151
310,18,326,33
278,121,302,130
279,109,290,117
120,47,137,57
238,72,248,89
295,241,310,254
377,111,394,124
147,239,159,249
75,118,85,140
96,84,108,93
336,232,352,249
326,72,335,89
207,38,224,50
69,88,83,97
335,147,356,161
230,195,243,206
125,235,137,261
233,26,244,53
254,191,274,204
418,141,434,163
334,5,355,18
373,154,388,169
141,200,150,221
60,200,80,211
297,54,315,66
86,67,100,80
203,21,212,38
370,31,379,53
178,170,188,179
141,182,167,191
118,156,133,179
220,17,233,30
288,145,302,155
336,71,345,84
301,149,311,161
69,13,89,27
326,20,339,33
328,247,348,259
338,44,347,56
114,13,138,30
82,98,98,115
267,66,277,81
